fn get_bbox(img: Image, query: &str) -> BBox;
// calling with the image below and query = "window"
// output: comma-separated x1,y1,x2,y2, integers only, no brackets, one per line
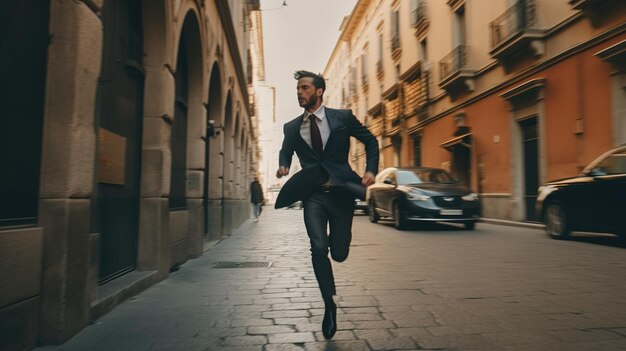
376,32,384,76
454,5,466,46
378,32,384,62
361,52,368,85
419,38,428,62
397,169,455,185
391,10,400,51
413,134,422,166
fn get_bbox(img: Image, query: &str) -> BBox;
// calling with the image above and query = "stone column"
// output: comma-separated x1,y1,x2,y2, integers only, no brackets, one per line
38,0,101,343
207,132,225,240
138,63,174,279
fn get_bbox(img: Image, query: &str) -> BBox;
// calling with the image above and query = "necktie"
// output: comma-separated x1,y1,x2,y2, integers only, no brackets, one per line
309,115,323,155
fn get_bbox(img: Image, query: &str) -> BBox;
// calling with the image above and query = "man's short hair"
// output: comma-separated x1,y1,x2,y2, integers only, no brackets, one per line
294,70,325,91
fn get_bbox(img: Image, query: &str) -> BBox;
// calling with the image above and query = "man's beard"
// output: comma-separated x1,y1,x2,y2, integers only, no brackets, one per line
302,95,318,110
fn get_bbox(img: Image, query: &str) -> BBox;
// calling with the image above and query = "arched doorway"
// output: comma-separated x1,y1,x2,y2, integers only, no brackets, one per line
222,93,234,234
169,10,204,267
95,0,144,283
205,63,223,238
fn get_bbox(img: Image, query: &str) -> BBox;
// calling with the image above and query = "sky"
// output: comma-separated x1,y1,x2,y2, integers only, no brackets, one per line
260,0,358,124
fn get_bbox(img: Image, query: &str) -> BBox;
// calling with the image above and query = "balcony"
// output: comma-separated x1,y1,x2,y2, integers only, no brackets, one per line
438,45,475,95
595,39,626,71
489,0,545,66
570,0,622,26
411,1,429,38
383,85,401,135
400,61,427,116
349,81,357,99
570,0,615,10
362,73,369,92
391,34,402,61
446,0,464,10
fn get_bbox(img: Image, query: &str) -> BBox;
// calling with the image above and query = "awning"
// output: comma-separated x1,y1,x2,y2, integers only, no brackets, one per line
440,132,472,151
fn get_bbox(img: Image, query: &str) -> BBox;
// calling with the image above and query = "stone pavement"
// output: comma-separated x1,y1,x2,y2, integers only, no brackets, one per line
41,207,626,351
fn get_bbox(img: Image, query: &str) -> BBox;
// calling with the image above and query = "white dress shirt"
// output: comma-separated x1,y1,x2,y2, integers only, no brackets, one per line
300,105,331,151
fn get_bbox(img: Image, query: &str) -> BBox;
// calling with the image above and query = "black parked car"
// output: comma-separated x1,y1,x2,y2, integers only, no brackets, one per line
536,145,626,240
367,167,481,230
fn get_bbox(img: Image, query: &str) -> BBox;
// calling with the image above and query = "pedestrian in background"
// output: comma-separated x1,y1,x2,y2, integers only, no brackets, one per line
250,177,264,222
275,70,379,339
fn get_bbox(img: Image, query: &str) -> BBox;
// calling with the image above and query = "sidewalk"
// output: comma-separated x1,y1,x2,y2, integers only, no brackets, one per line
40,207,626,351
45,207,409,351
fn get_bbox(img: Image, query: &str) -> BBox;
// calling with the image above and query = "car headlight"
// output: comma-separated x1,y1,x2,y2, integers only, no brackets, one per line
407,193,430,201
462,193,479,201
537,185,556,201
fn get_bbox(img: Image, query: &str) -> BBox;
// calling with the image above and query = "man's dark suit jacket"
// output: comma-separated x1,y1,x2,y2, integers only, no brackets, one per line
274,108,379,209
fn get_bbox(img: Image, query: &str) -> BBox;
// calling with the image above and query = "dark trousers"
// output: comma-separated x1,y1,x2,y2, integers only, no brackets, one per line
303,187,355,305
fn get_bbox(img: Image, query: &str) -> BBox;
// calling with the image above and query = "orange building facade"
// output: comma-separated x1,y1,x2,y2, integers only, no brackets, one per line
324,0,626,222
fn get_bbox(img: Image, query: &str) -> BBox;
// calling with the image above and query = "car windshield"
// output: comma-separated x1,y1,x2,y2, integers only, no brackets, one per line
587,151,626,176
396,169,456,185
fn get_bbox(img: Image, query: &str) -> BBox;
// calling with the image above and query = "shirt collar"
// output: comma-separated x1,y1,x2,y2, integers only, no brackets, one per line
304,105,326,121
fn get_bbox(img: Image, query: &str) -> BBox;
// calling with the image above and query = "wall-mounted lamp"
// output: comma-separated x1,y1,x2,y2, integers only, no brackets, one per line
207,119,222,137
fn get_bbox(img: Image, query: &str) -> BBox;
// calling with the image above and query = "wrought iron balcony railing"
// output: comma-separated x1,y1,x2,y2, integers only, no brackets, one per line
439,45,467,82
411,1,428,28
391,34,401,52
490,0,537,49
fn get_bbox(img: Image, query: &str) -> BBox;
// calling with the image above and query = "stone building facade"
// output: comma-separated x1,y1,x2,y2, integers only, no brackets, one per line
324,0,626,222
0,0,264,349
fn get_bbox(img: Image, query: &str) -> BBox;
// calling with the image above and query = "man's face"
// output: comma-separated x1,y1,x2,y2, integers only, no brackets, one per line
296,77,321,110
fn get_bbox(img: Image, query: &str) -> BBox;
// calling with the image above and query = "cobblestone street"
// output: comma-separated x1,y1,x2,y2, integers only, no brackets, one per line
40,207,626,351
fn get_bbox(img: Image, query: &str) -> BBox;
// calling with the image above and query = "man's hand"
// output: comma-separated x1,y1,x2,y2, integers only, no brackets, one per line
361,171,375,187
276,166,290,178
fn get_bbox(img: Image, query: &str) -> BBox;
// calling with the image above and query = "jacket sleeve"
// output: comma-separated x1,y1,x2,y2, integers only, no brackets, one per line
347,110,379,175
278,123,295,169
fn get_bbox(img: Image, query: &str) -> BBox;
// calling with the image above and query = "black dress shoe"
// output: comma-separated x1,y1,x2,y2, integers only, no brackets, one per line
322,303,337,339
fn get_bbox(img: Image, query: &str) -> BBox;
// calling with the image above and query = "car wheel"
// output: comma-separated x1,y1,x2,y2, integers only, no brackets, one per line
544,201,570,239
464,221,476,230
393,201,407,230
368,199,379,223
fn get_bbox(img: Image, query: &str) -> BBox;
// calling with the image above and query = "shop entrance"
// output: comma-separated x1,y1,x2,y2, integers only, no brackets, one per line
95,0,144,283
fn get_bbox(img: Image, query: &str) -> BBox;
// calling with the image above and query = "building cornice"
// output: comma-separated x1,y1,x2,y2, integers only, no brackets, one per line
324,0,371,76
215,0,251,115
251,10,266,81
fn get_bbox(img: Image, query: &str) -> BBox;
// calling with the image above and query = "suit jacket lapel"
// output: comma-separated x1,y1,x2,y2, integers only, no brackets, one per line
293,113,318,157
322,108,341,156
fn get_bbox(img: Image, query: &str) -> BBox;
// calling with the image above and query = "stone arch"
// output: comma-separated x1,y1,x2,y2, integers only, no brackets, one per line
233,112,243,198
204,61,224,239
168,9,204,207
223,92,234,199
168,9,205,266
207,62,223,127
239,121,248,198
206,62,223,199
